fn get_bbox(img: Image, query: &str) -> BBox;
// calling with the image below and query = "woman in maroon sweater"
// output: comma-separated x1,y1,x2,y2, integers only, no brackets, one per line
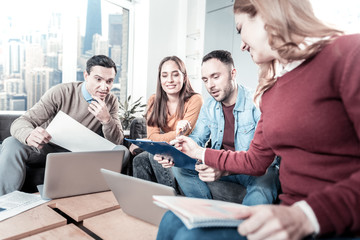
156,0,360,239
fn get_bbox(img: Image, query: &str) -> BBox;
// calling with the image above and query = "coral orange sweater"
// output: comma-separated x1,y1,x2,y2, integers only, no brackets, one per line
147,94,203,143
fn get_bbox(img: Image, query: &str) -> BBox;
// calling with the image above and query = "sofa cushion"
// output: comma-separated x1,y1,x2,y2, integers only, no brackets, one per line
0,111,24,143
129,117,147,139
21,167,45,193
0,111,44,193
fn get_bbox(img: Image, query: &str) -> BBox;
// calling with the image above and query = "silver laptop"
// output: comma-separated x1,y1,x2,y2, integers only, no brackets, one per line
101,168,176,226
37,150,124,200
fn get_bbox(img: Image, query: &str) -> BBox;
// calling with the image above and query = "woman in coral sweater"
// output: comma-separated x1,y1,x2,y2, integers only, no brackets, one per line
131,56,202,193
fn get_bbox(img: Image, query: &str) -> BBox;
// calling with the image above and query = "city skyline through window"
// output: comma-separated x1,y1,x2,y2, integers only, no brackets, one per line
0,0,130,111
0,0,358,111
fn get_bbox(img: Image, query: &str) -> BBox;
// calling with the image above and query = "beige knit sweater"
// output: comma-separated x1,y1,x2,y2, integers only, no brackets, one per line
10,82,124,145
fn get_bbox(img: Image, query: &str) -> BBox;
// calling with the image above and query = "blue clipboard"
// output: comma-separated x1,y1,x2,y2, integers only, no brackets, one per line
125,138,197,170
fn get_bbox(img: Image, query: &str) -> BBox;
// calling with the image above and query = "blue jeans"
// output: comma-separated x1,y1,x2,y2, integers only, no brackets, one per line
157,211,360,240
172,160,280,206
132,151,180,194
0,137,68,196
157,211,243,240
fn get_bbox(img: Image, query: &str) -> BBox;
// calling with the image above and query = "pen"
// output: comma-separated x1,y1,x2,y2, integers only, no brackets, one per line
169,139,179,145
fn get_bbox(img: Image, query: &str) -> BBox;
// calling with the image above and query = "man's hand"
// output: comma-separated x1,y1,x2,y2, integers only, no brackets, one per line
26,127,52,149
175,136,205,160
88,96,111,124
195,164,228,182
236,204,315,240
154,154,175,168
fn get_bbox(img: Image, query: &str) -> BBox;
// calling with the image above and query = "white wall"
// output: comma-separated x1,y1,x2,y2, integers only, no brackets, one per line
146,0,184,99
131,0,258,107
130,0,360,109
131,0,205,106
130,0,149,104
185,0,206,95
203,0,259,95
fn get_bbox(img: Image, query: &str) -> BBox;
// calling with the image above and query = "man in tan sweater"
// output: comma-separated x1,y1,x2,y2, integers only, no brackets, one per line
0,55,129,196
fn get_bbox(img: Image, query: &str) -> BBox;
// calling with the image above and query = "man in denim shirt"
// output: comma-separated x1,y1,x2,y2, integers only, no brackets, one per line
169,50,279,205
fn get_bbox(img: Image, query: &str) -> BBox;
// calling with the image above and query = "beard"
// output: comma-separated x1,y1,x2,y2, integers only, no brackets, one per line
211,80,234,104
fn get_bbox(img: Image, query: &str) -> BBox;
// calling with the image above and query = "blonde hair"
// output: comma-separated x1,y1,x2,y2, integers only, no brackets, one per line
233,0,343,103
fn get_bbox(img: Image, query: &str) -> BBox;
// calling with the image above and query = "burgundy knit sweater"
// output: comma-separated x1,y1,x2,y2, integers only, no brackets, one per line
205,34,360,237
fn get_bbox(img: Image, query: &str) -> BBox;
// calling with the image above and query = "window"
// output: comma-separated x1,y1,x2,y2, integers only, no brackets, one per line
311,0,360,34
0,0,133,111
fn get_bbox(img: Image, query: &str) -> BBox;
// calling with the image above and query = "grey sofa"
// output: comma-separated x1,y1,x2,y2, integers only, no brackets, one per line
0,111,44,193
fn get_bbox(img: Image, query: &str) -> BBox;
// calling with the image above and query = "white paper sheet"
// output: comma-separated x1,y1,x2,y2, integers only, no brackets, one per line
0,191,49,222
46,110,116,152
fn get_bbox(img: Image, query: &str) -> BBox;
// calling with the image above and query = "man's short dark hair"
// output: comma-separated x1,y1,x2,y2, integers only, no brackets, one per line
86,55,117,75
202,50,235,69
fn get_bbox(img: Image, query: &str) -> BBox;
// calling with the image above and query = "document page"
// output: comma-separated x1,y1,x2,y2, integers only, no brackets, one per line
0,191,49,222
46,111,116,152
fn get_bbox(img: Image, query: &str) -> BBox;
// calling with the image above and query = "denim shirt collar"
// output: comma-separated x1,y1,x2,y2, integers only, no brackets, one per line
233,84,246,112
81,82,93,103
189,83,259,151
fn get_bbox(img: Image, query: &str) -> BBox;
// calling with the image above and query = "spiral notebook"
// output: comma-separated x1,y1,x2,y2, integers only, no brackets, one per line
152,195,245,229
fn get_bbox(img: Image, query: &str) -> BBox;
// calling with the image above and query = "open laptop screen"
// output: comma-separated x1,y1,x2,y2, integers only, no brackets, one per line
38,150,124,199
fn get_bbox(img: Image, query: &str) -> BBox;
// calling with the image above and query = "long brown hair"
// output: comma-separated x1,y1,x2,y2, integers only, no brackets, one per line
233,0,343,103
146,56,197,129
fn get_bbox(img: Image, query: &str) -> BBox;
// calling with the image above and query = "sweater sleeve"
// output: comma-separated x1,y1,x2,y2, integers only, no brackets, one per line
147,94,203,143
305,36,360,236
10,85,60,144
102,97,124,145
204,115,276,176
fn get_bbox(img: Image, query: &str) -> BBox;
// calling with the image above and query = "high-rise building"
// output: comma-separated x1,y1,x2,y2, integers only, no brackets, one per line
1,78,25,110
110,45,121,84
26,67,52,108
110,45,121,66
111,84,121,101
49,69,62,88
77,17,82,65
77,68,84,82
5,39,24,77
92,34,109,56
83,0,102,54
108,13,123,85
45,53,59,69
48,12,62,35
0,92,9,110
46,38,62,55
4,78,25,95
10,94,27,111
119,10,130,103
25,44,44,71
109,14,122,47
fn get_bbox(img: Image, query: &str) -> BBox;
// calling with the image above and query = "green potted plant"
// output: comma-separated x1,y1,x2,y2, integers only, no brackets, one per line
118,95,147,131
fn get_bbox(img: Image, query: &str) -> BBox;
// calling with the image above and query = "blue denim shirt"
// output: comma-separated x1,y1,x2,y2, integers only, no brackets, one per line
189,84,261,151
